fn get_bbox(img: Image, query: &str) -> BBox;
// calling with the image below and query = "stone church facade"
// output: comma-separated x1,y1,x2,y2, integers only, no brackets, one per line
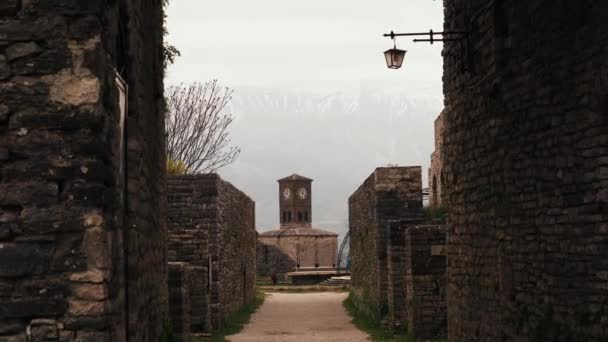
258,174,338,276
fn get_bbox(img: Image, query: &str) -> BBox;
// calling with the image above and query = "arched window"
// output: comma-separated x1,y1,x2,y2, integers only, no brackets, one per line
288,211,292,222
282,211,286,223
304,211,309,222
298,212,303,222
264,245,269,264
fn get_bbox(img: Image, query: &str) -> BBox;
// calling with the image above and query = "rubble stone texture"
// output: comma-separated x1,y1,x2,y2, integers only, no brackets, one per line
0,0,167,341
443,1,608,341
168,262,192,342
403,225,447,339
429,110,445,208
348,167,424,320
167,175,257,331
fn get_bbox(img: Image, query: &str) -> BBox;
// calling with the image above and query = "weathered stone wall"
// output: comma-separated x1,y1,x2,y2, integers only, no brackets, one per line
215,178,257,326
257,240,297,277
348,167,424,320
387,221,408,332
443,1,608,341
167,176,213,334
167,174,256,331
122,1,168,340
387,222,447,339
404,226,446,340
429,110,445,208
167,176,211,267
168,263,192,342
0,1,166,341
167,262,209,342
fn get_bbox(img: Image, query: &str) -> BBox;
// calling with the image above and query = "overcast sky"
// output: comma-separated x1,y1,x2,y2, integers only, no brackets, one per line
166,1,445,236
166,0,444,91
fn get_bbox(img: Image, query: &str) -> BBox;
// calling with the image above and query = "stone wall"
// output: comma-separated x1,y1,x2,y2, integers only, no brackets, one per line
168,263,192,342
387,222,447,339
257,240,297,277
429,110,445,208
122,1,168,340
167,262,209,342
348,167,424,320
386,221,408,331
258,232,338,275
0,1,166,341
215,178,257,326
404,226,446,340
167,174,256,331
442,1,608,341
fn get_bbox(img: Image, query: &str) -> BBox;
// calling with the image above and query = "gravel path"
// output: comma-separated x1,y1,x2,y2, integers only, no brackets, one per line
227,292,370,342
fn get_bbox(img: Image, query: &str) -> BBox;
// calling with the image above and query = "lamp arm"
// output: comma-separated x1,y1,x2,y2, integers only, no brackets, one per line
383,29,467,43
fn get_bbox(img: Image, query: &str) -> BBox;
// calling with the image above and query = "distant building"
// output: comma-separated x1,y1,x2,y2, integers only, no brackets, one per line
257,174,338,276
422,187,430,208
429,110,445,208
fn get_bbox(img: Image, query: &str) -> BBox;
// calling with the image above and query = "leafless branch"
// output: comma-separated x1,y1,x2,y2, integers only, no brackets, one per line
165,81,240,173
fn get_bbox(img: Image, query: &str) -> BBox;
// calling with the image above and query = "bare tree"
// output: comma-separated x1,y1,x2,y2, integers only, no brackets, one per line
165,81,240,173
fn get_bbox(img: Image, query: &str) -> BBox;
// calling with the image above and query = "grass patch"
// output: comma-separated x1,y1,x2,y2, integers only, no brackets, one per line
423,207,447,224
343,293,445,342
208,290,265,342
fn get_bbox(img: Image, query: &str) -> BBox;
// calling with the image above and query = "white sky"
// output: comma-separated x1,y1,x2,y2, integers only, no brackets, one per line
165,0,444,92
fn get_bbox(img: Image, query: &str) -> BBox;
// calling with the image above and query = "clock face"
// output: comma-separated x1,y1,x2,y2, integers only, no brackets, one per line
297,187,308,200
282,188,291,200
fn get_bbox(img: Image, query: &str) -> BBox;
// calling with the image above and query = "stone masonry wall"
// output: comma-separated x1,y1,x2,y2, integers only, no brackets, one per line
429,110,445,208
122,1,168,340
387,222,447,339
404,226,447,340
215,178,257,326
257,240,296,277
167,175,213,333
168,262,192,342
443,1,608,341
167,174,256,331
386,221,408,331
167,262,209,342
0,1,166,341
348,167,424,321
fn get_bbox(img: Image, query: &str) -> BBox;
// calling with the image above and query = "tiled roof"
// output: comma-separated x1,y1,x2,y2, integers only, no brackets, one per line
277,174,313,182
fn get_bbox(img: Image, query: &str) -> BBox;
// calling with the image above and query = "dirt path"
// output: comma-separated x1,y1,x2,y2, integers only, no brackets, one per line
227,292,369,342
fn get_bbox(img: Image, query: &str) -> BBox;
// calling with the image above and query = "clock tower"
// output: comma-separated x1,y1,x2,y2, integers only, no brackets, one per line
278,174,312,228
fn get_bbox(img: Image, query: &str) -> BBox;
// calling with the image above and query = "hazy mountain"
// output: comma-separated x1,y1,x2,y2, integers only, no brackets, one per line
219,86,443,240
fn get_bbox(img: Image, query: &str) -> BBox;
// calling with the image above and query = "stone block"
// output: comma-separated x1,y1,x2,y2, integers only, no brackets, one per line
0,55,10,80
0,320,25,335
0,298,67,319
0,243,50,277
0,0,20,16
6,42,42,61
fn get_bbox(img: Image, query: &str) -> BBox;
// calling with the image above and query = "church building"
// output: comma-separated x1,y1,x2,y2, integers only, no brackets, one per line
257,174,338,276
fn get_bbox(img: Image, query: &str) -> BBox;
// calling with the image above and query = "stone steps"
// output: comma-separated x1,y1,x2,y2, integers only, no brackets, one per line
319,276,351,287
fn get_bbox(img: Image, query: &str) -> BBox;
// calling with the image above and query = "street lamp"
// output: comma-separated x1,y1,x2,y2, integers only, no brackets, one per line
383,30,467,70
384,39,407,69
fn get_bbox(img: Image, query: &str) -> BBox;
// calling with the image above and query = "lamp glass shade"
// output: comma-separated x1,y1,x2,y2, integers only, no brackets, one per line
384,48,407,69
